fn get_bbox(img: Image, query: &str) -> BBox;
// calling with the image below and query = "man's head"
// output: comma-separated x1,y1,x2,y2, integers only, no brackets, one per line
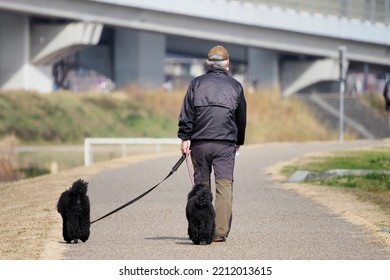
207,45,229,61
207,45,229,70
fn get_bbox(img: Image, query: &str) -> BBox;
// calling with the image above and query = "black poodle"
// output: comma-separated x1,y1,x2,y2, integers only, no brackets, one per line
57,179,90,244
185,183,215,245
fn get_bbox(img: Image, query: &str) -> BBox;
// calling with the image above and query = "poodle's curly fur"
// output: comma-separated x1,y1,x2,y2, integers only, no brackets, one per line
57,179,90,244
185,184,215,245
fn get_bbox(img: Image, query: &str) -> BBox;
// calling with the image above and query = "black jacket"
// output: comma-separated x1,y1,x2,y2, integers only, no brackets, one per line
384,80,390,111
178,68,246,145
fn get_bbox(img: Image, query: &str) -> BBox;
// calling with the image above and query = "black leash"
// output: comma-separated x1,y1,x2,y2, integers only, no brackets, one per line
90,154,186,225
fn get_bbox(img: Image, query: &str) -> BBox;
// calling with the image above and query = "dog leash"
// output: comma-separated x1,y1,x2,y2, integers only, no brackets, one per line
90,154,186,225
185,153,195,186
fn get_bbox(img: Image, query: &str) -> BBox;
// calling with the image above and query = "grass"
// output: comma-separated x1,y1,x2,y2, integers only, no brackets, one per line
361,92,388,118
245,90,354,142
0,135,21,181
1,88,385,179
313,174,390,192
0,87,355,145
17,144,178,174
281,146,390,214
0,87,357,176
282,148,390,174
0,89,182,144
0,87,388,259
0,88,185,177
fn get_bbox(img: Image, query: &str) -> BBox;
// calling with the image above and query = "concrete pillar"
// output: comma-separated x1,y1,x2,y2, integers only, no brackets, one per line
77,45,112,79
247,47,279,90
0,12,52,92
114,28,165,88
0,13,29,89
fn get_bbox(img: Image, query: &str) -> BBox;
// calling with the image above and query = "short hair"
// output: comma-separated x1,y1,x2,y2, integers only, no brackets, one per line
207,59,229,70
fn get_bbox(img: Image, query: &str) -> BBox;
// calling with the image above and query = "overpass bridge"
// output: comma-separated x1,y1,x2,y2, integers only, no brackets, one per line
0,0,390,95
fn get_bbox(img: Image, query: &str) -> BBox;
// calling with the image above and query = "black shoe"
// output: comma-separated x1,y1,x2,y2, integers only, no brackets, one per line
213,236,226,242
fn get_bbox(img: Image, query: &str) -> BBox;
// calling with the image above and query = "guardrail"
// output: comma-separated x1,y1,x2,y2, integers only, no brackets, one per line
94,0,389,25
238,0,390,25
84,137,181,166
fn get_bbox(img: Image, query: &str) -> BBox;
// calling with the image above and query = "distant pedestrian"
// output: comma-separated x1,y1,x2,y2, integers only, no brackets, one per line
383,80,390,129
178,45,247,243
52,59,71,91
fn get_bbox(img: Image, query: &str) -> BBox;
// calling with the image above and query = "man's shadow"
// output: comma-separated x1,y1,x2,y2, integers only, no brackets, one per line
144,236,193,245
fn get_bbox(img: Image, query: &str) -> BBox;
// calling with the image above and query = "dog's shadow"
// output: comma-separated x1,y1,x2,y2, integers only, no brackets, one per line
144,236,194,245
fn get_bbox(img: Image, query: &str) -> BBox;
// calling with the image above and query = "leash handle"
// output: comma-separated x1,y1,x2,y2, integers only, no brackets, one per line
172,154,186,172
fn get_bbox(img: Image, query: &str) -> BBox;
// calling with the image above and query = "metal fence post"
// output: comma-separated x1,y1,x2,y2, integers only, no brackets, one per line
84,138,92,166
339,46,347,142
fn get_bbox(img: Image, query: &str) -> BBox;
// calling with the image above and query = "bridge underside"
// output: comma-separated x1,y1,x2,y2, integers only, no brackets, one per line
0,0,390,94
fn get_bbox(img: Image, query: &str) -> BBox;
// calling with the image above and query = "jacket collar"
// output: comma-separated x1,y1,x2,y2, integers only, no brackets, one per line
206,67,228,75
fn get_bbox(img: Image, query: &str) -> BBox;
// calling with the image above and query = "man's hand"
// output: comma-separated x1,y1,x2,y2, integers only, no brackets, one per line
181,140,191,156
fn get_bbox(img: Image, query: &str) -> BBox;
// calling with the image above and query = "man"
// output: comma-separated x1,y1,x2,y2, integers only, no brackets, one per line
384,79,390,129
178,45,247,242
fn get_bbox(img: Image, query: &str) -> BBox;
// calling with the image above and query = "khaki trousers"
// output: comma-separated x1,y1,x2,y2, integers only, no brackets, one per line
214,179,233,237
191,141,236,238
198,179,232,237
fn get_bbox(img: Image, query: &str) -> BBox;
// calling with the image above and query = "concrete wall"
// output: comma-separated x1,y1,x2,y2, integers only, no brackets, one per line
0,13,28,89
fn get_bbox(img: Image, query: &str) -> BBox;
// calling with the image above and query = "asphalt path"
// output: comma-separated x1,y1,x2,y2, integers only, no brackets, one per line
63,140,390,260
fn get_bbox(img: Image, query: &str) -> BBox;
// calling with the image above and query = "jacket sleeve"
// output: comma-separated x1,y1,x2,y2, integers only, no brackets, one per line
235,88,247,145
178,83,195,140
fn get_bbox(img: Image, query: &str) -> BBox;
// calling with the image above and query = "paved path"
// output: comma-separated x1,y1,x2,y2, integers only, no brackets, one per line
63,140,390,260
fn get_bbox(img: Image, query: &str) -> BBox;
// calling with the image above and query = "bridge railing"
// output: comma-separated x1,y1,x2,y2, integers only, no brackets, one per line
236,0,389,25
84,137,181,166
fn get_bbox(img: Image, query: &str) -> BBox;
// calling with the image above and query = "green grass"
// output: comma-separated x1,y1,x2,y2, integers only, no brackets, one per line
282,148,390,175
310,174,390,192
0,90,181,144
281,147,390,214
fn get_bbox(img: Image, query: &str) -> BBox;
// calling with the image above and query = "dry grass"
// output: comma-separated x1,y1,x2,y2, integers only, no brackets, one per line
121,85,185,117
120,87,349,143
0,88,352,146
116,86,352,143
0,135,20,182
0,152,167,260
245,89,355,143
0,88,363,259
1,88,357,177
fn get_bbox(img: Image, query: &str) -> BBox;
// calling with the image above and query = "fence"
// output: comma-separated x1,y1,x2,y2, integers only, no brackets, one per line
83,137,181,166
